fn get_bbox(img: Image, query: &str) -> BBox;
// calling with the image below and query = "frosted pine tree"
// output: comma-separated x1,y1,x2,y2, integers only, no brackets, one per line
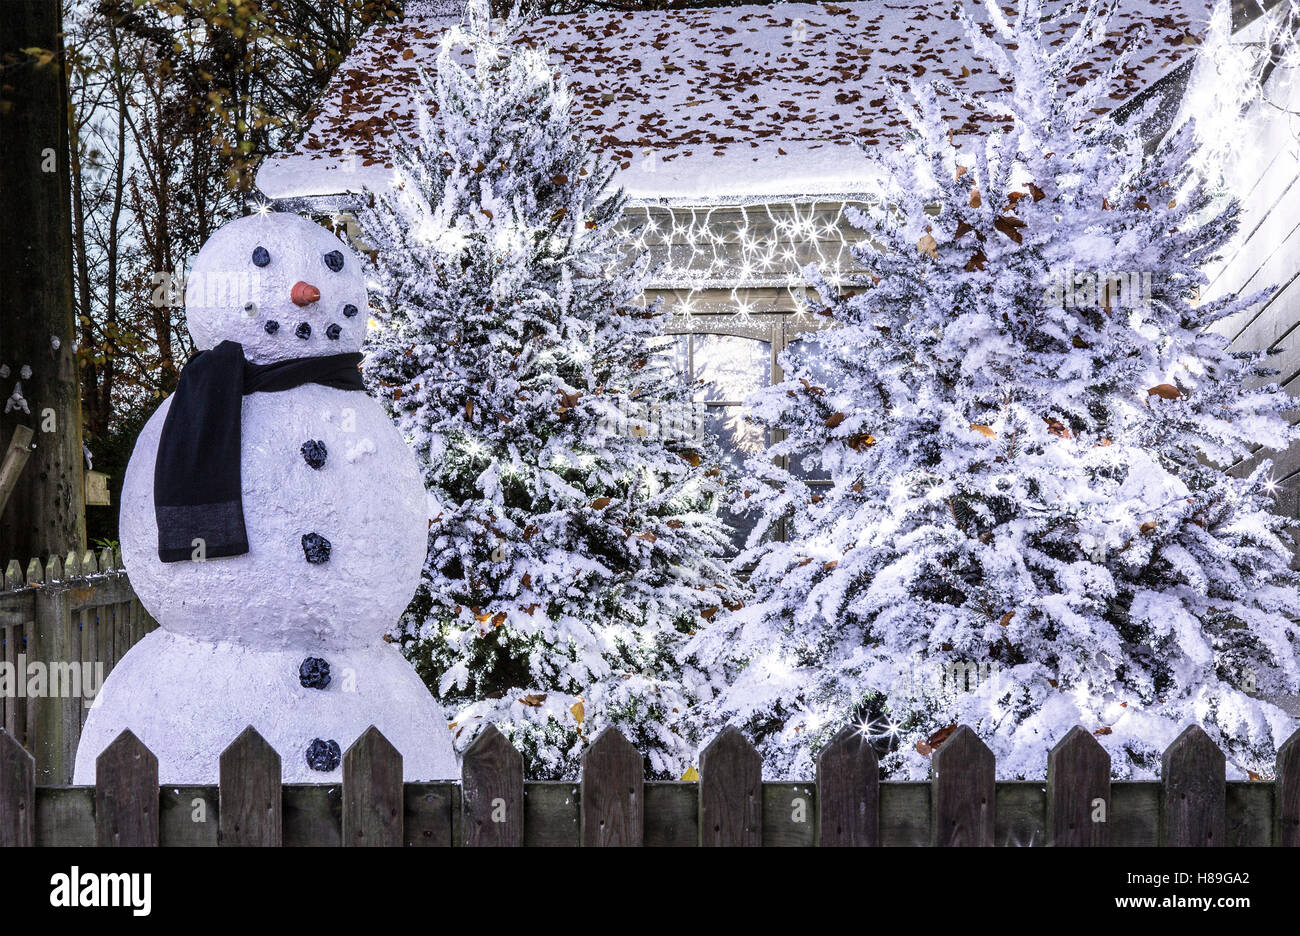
361,3,737,779
693,0,1300,780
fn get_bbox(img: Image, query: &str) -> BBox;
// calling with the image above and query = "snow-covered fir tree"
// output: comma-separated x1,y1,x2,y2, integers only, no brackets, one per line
692,0,1300,780
361,2,738,779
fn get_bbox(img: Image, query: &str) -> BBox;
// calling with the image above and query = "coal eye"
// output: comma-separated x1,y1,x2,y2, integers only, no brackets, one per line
252,246,270,267
244,301,257,316
342,303,358,318
323,250,344,272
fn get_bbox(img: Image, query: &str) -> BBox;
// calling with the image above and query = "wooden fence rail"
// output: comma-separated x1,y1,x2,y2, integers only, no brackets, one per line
0,549,157,785
2,721,1298,846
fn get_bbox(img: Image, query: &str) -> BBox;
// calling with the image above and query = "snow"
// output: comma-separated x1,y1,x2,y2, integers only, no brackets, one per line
75,214,458,782
256,0,1211,204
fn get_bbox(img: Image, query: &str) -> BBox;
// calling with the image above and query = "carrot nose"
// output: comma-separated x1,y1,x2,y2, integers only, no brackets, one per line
291,281,321,306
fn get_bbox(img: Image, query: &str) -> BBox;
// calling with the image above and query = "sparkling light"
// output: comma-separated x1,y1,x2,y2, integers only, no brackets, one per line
624,199,869,326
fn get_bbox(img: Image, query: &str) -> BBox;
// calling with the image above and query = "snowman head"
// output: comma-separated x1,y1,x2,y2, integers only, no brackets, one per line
186,213,368,364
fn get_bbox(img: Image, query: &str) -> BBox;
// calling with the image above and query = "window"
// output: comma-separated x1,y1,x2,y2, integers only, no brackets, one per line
655,302,833,550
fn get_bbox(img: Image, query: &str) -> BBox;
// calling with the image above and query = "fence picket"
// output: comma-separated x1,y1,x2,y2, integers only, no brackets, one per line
24,558,42,585
1046,726,1110,847
95,730,159,846
219,726,283,846
2,561,20,590
816,724,879,846
932,725,994,846
581,727,643,846
1,624,14,738
0,729,35,846
1161,724,1226,846
460,724,523,847
1279,728,1300,847
699,725,761,847
343,725,403,847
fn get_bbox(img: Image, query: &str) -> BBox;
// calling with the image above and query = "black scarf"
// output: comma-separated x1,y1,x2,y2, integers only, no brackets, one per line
154,340,365,563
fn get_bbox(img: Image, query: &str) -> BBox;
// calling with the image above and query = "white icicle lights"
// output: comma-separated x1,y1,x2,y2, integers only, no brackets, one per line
692,0,1300,781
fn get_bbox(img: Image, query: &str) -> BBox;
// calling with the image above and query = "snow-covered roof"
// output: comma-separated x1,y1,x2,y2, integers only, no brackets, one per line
257,0,1211,205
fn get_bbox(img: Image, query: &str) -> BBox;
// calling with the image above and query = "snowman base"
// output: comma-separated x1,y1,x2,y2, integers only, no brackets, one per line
73,630,459,784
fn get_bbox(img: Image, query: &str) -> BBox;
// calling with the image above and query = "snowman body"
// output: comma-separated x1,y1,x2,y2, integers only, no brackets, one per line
73,213,457,783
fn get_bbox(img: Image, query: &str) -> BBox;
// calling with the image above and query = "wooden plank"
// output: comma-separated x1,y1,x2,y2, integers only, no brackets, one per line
1046,726,1110,846
342,725,403,847
932,725,994,846
816,724,879,846
1225,781,1272,847
283,785,341,846
580,726,643,846
31,581,73,782
219,726,282,846
762,782,816,847
34,786,95,846
0,425,35,518
94,730,159,846
0,728,35,846
523,782,581,847
1276,726,1300,846
116,599,131,666
1,623,15,737
699,725,761,846
644,782,696,846
81,607,96,731
879,782,930,846
1111,782,1160,846
1161,724,1226,846
995,782,1046,847
160,786,219,846
404,783,454,847
461,724,524,847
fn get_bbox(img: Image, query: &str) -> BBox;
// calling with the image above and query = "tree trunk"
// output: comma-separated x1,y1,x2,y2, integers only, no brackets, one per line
0,0,86,560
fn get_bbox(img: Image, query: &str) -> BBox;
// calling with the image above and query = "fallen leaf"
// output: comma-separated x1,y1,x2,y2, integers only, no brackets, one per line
519,693,547,707
570,699,585,724
970,423,997,438
591,496,611,510
1147,383,1182,400
681,766,699,782
916,724,958,756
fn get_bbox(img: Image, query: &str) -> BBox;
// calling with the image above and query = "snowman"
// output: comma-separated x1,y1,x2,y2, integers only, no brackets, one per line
73,212,458,783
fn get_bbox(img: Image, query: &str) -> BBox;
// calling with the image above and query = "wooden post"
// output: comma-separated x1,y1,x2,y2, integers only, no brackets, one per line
0,729,35,846
1046,726,1110,847
932,725,995,846
1161,724,1226,846
94,730,158,846
342,725,403,847
1276,727,1300,847
460,723,523,847
698,725,762,846
0,425,34,518
219,726,282,846
816,724,879,846
580,727,643,846
0,0,86,562
30,578,74,783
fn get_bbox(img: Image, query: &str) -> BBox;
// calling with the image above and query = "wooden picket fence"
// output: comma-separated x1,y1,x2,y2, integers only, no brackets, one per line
1,720,1298,846
0,550,157,785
